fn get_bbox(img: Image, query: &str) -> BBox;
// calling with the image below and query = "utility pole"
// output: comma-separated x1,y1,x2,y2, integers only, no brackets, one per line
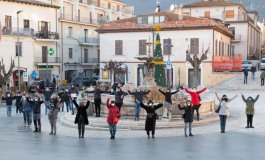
17,10,23,90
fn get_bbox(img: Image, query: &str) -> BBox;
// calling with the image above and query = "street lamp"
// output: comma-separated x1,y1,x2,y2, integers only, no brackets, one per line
164,38,173,88
17,10,23,90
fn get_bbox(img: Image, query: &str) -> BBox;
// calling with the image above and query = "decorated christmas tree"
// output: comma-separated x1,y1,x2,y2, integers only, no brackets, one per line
154,33,166,87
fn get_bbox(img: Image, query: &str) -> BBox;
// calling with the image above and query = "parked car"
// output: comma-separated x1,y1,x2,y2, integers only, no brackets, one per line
242,60,252,70
260,59,265,70
82,78,97,86
92,76,100,81
73,77,91,86
29,80,56,93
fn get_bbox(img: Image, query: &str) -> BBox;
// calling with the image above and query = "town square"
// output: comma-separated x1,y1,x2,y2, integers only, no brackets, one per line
0,0,265,159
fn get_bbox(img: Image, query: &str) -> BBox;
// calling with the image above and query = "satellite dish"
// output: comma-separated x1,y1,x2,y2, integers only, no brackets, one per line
155,6,160,12
170,4,175,11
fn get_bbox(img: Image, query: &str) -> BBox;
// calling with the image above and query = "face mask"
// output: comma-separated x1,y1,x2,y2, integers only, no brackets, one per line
148,104,152,107
111,103,115,106
34,98,38,101
137,89,140,92
7,94,10,97
248,98,252,102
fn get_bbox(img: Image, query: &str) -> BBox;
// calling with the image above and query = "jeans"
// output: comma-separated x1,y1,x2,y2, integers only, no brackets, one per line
24,110,32,125
6,105,12,117
247,114,254,127
251,72,255,80
185,122,192,134
45,101,50,115
134,103,141,118
62,102,68,112
65,101,70,112
49,119,57,133
108,123,117,137
69,100,74,114
244,76,248,84
261,79,264,86
219,115,227,129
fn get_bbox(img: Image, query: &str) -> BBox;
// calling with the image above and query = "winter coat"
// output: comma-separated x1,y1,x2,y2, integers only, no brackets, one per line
26,98,44,114
243,69,248,76
2,95,15,105
178,105,194,123
215,92,237,116
250,66,257,73
184,88,206,105
139,103,163,131
86,89,103,100
23,101,33,112
106,98,120,124
73,100,90,125
38,88,55,101
50,97,59,108
58,91,66,102
15,93,22,106
64,91,70,102
242,95,259,115
158,89,179,104
47,100,61,120
110,90,128,104
260,72,265,79
128,90,150,103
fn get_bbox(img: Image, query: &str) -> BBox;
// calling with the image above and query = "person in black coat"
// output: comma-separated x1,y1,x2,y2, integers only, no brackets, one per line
138,100,163,139
86,86,105,117
243,68,248,84
73,99,90,138
2,92,15,117
27,95,44,132
110,87,128,112
158,88,179,117
15,90,23,114
178,100,194,137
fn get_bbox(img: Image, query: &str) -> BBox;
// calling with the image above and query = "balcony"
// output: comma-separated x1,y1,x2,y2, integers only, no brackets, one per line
232,34,241,43
98,16,108,24
78,37,99,45
34,32,59,41
2,27,34,36
35,57,61,64
79,57,99,64
59,14,99,25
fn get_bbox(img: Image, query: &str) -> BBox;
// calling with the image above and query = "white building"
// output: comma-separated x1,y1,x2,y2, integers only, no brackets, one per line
182,0,261,61
97,11,234,87
0,0,60,87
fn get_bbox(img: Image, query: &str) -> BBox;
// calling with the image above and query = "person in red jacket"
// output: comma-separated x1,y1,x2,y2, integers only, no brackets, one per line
184,86,207,121
106,96,120,139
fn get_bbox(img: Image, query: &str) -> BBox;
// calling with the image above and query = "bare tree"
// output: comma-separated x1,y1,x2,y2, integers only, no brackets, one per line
103,60,123,84
186,44,209,87
0,58,15,94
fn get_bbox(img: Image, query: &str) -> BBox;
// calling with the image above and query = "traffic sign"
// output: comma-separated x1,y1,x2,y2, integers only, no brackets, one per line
78,67,84,73
23,72,28,82
48,48,54,56
31,71,37,79
166,61,171,69
55,74,60,80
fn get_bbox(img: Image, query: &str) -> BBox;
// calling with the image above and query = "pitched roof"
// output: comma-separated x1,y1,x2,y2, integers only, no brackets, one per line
0,0,60,8
183,1,242,8
97,11,233,37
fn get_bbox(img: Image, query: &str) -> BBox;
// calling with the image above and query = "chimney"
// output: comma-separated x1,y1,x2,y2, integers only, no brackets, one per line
178,4,183,21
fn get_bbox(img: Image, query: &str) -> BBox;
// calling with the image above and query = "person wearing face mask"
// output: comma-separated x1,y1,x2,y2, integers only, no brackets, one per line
46,94,61,136
15,90,23,114
73,99,90,138
241,93,259,128
110,87,128,113
21,95,33,126
19,95,27,124
128,86,150,121
2,92,15,117
106,96,120,139
86,86,103,117
58,89,66,112
184,86,207,121
64,89,71,113
178,100,194,137
27,95,44,132
158,87,179,118
215,92,238,133
70,84,79,115
138,100,163,139
37,86,56,115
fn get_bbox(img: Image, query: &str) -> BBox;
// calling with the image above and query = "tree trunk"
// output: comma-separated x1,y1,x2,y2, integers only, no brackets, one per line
192,64,199,87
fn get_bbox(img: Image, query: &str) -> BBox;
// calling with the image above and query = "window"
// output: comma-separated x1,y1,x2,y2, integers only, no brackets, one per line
204,11,210,18
229,27,235,35
84,29,88,43
231,46,235,55
148,16,154,24
215,40,218,55
117,5,120,11
5,15,12,29
16,42,22,56
38,21,50,33
79,0,82,3
163,39,172,55
219,41,221,56
115,40,123,55
69,48,73,59
226,10,234,18
78,10,80,22
183,12,190,15
108,3,111,9
68,27,73,36
24,20,30,29
84,49,88,63
190,38,199,55
222,42,224,56
139,40,147,55
228,44,230,56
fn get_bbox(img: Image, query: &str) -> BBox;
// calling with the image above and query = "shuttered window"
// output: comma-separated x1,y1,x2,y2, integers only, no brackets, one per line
139,40,147,55
115,40,123,55
190,38,199,55
163,38,172,55
226,10,234,18
204,11,211,18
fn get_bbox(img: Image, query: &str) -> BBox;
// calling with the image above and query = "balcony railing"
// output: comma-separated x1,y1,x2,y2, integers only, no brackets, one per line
207,14,254,23
79,57,99,64
232,34,241,42
34,32,59,40
59,14,99,25
2,27,34,36
35,57,61,63
78,37,99,45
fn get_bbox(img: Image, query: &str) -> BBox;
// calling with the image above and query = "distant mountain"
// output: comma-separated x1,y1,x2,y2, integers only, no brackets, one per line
123,0,265,20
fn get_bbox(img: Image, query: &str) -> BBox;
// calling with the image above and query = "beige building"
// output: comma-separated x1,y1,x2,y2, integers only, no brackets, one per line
0,0,60,87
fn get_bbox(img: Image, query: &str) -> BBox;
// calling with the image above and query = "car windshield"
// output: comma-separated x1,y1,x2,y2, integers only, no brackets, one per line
261,60,265,63
242,61,252,64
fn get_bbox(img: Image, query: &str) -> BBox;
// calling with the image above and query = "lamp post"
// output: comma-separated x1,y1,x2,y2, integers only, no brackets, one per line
164,38,173,88
17,10,23,90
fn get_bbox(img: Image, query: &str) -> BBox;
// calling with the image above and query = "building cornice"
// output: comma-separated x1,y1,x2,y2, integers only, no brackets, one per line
0,0,60,8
